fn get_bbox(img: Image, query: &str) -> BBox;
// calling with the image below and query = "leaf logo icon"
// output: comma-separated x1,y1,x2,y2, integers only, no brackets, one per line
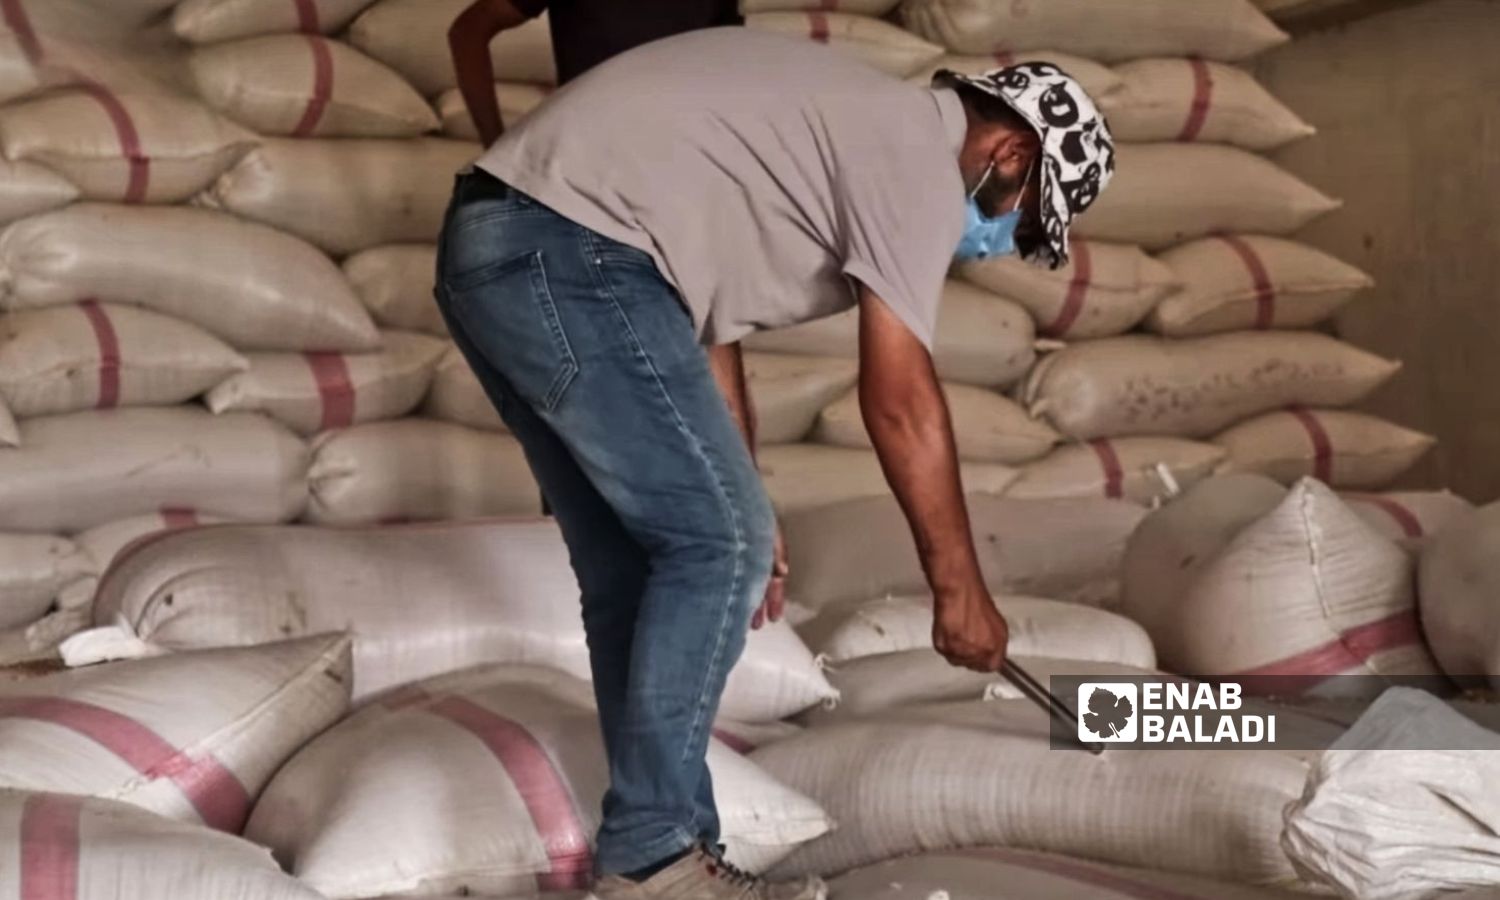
1081,686,1133,739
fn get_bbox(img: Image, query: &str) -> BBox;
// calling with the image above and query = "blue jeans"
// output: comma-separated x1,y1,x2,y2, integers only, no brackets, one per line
434,170,775,876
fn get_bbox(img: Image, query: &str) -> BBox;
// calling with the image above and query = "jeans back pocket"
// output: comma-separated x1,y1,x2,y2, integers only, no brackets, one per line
442,249,579,413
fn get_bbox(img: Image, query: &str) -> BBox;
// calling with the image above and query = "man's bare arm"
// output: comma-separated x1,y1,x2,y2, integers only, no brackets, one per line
856,286,1009,672
449,0,531,146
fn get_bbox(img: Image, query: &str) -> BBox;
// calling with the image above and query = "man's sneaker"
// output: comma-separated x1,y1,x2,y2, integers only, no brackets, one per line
587,845,827,899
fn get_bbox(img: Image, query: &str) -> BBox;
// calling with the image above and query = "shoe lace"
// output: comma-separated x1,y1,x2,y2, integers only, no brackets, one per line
704,849,761,891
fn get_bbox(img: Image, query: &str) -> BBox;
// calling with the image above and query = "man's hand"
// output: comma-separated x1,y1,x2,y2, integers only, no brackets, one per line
933,587,1010,673
751,523,788,630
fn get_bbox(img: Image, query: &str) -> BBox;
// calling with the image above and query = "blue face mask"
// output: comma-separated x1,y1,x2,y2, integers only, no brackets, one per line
953,160,1031,262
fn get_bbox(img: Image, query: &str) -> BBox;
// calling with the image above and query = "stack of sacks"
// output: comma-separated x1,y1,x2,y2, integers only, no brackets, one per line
176,0,563,527
89,519,839,724
891,0,1433,505
244,664,832,896
1121,474,1446,695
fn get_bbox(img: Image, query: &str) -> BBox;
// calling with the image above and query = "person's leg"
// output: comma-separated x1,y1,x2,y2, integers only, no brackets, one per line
435,175,773,876
434,297,648,763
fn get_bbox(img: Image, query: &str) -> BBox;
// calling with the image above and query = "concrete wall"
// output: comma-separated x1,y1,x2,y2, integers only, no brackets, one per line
1254,0,1500,501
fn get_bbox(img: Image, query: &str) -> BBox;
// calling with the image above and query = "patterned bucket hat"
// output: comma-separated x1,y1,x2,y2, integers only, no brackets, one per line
935,63,1116,269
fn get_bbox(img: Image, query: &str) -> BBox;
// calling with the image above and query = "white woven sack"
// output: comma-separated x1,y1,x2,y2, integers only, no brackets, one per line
201,137,477,256
1282,689,1500,900
1121,478,1442,690
894,0,1284,61
1022,331,1401,440
437,82,551,141
812,594,1154,666
802,654,1152,726
74,511,229,576
830,849,1313,900
1101,58,1314,150
174,0,378,42
0,395,13,447
1344,490,1472,552
0,303,246,418
908,52,1123,103
814,383,1059,464
342,243,446,336
0,204,380,352
0,791,326,900
0,160,78,226
746,353,858,446
956,240,1179,340
349,0,556,94
756,696,1311,883
0,635,351,833
0,407,309,533
306,419,540,523
1152,235,1373,337
744,282,1035,389
757,443,1017,515
423,344,505,431
745,12,943,78
712,718,803,755
190,36,438,138
0,88,256,204
899,0,1288,62
1074,144,1341,251
1215,409,1435,490
784,493,1146,612
245,664,831,896
0,534,93,631
205,331,446,436
1418,502,1500,689
743,0,898,14
1007,437,1226,505
90,519,838,721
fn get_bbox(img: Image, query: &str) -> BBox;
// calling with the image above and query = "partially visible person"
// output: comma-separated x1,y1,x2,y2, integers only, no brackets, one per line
449,0,742,145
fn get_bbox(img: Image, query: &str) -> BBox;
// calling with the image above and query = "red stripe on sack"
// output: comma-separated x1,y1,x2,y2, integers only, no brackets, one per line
807,12,830,43
1288,406,1334,483
1177,57,1214,143
291,35,334,138
303,351,356,431
0,0,44,67
711,727,753,755
956,848,1205,900
20,794,82,900
77,300,120,410
426,696,593,891
73,81,149,204
1346,494,1424,539
1043,240,1092,338
291,0,321,32
0,697,252,833
1214,234,1276,329
1229,609,1423,683
159,507,200,529
1088,438,1125,500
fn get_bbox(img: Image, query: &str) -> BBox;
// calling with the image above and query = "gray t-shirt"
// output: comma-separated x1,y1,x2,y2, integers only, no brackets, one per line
476,27,966,348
